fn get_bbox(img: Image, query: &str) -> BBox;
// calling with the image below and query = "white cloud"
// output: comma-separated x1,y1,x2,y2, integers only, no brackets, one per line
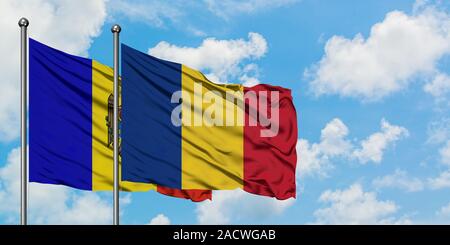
196,189,295,224
372,169,424,192
313,183,411,224
148,214,171,225
204,0,298,19
437,202,450,217
240,75,261,87
428,170,450,189
427,117,450,144
297,118,351,177
424,73,450,98
0,148,22,215
149,32,267,84
0,147,117,224
352,119,409,164
239,63,262,86
297,139,330,178
318,118,352,156
298,118,408,177
0,0,107,142
306,5,450,101
44,191,112,225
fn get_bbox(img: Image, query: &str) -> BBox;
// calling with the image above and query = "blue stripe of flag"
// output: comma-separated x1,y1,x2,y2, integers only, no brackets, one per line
121,44,182,188
29,38,93,190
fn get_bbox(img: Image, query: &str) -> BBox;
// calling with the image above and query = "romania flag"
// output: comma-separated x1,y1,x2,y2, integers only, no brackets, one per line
29,39,211,202
121,45,297,200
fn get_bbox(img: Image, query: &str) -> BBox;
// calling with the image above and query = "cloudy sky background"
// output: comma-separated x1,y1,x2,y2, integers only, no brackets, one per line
1,0,450,224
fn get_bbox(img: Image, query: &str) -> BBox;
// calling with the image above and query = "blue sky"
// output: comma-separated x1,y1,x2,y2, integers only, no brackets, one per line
1,0,450,224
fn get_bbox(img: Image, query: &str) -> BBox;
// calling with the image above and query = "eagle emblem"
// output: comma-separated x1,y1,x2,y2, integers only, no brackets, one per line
105,94,122,154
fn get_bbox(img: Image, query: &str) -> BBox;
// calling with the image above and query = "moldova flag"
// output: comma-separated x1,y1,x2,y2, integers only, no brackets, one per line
121,45,298,200
29,38,211,202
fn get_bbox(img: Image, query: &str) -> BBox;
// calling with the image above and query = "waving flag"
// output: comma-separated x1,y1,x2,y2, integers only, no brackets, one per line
121,44,297,200
29,38,211,202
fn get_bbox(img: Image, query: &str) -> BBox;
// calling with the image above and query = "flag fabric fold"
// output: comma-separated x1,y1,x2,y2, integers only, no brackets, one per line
29,38,211,202
121,44,297,200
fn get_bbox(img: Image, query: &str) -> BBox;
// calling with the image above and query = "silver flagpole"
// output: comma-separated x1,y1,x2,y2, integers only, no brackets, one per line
111,24,121,226
18,17,29,226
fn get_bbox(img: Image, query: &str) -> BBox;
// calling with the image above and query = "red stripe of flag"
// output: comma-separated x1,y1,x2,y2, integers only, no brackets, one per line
243,84,298,200
156,185,212,202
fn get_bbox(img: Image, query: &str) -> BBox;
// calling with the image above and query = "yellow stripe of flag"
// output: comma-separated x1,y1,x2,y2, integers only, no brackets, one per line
181,65,244,189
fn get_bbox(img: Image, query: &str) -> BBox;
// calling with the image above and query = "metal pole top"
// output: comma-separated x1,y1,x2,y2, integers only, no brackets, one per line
111,24,121,33
18,17,29,27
